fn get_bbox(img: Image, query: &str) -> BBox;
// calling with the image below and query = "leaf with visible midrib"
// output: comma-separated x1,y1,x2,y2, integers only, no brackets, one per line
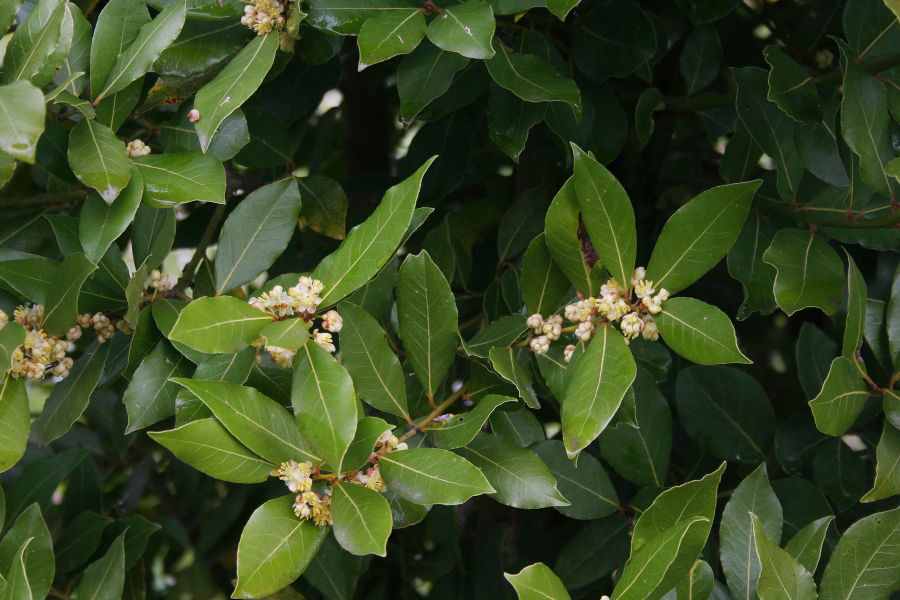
762,228,845,316
505,562,572,600
0,81,46,163
485,43,581,119
379,448,494,505
808,356,869,436
656,297,751,365
332,482,393,557
167,296,273,353
752,514,817,600
73,531,126,600
67,119,131,203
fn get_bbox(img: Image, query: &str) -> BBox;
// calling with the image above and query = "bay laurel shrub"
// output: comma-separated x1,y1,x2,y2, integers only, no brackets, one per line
2,0,900,598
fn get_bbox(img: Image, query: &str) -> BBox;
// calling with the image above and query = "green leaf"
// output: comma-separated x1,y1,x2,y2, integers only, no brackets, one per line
73,531,126,600
635,87,664,149
338,303,408,418
306,0,420,34
313,158,436,307
487,84,547,162
168,296,273,353
89,0,150,98
55,512,112,574
631,462,724,551
545,177,603,297
656,297,751,365
193,33,279,152
149,418,275,483
676,561,715,600
397,41,469,120
612,517,711,600
396,251,458,398
533,440,619,520
234,495,328,598
0,82,45,163
174,347,257,424
431,395,515,449
462,315,528,359
94,2,186,102
680,25,722,95
763,44,821,122
0,504,53,600
455,432,568,509
546,0,577,19
41,252,96,336
123,341,192,433
521,234,570,317
0,376,29,473
571,143,635,288
819,505,900,600
173,378,319,464
79,170,143,264
785,516,833,573
861,422,900,502
562,324,636,458
258,318,309,351
676,366,774,463
505,562,572,600
732,66,804,202
489,346,539,409
720,463,783,600
1,0,65,84
573,1,655,81
647,180,760,295
485,43,581,118
32,341,110,444
132,206,176,270
292,340,358,472
796,322,837,398
4,450,86,519
425,0,495,59
331,482,392,557
67,119,131,203
808,357,869,436
0,322,25,376
843,252,867,360
135,151,226,208
2,538,33,600
295,175,348,240
358,9,426,68
215,179,302,292
343,417,392,472
752,514,817,600
379,448,494,505
490,404,545,447
763,228,845,316
727,211,778,320
303,533,367,599
554,515,631,589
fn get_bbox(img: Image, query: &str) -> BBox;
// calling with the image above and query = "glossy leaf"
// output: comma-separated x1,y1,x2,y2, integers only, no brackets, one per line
0,82,45,163
544,177,603,297
73,531,126,600
656,297,751,365
763,228,845,316
647,180,759,295
505,563,572,600
462,315,528,359
379,448,494,505
332,482,392,557
0,376,29,473
0,504,53,600
431,394,515,449
0,322,25,376
67,119,131,203
135,151,226,207
41,252,95,336
533,440,620,520
357,9,426,68
89,0,150,99
752,514,817,600
132,206,176,270
168,296,273,353
79,169,143,264
397,41,470,120
425,0,495,59
295,175,348,240
123,341,192,433
292,340,358,472
521,234,571,317
485,44,581,118
860,422,900,502
843,252,867,360
489,346,539,409
808,357,869,436
785,516,833,573
764,44,821,122
1,0,65,84
234,495,328,598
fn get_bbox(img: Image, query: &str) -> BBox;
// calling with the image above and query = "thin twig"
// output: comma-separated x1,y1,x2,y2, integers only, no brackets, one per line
173,203,227,295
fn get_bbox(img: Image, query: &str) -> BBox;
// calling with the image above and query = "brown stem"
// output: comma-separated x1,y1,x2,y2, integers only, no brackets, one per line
173,203,227,295
400,382,470,442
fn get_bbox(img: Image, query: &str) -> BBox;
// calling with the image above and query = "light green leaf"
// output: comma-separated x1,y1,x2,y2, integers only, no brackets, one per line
79,169,143,264
485,43,581,118
313,158,435,307
562,324,636,458
342,417,392,472
819,505,900,600
168,296,273,353
173,378,319,464
656,297,751,365
0,322,25,376
397,41,469,120
215,179,301,292
521,234,571,317
94,2,186,102
425,0,495,59
720,463,783,600
123,341,192,433
455,432,568,509
676,560,715,600
32,341,110,444
135,151,226,207
533,440,620,520
67,119,132,203
647,180,760,295
546,0,577,19
843,252,867,360
489,346,539,409
571,143,635,288
41,252,96,336
89,0,150,99
292,340,358,472
397,251,458,398
431,394,515,449
149,418,275,483
1,0,65,84
762,228,845,316
234,495,328,598
544,177,603,297
808,357,869,436
0,504,53,600
193,33,278,152
332,482,392,557
338,302,408,418
785,516,833,573
258,318,309,351
379,448,494,505
752,514,817,600
0,376,29,473
2,538,33,600
358,9,426,68
505,562,572,600
73,531,126,600
861,422,900,502
0,82,45,163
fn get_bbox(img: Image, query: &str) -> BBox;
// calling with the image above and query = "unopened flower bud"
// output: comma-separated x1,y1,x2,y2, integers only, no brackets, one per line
188,109,200,122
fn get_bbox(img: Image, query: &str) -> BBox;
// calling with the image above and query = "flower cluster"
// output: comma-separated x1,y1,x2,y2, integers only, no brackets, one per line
148,269,175,292
126,139,151,158
527,267,668,361
241,0,289,34
3,307,74,380
293,490,332,526
76,312,118,343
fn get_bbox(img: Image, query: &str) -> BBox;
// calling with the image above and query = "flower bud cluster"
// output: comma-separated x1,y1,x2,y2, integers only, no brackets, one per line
126,139,151,158
78,312,117,343
149,269,175,292
250,276,325,319
293,490,333,526
526,267,668,361
241,0,289,34
4,307,75,380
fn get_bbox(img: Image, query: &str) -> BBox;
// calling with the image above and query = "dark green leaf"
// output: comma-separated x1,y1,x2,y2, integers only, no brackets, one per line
484,44,580,118
533,440,619,520
357,9,426,68
73,531,126,600
680,26,722,94
432,395,515,449
808,356,869,436
425,0,495,59
763,44,821,122
67,119,131,203
0,376,29,473
135,151,226,207
123,341,192,432
295,175,348,240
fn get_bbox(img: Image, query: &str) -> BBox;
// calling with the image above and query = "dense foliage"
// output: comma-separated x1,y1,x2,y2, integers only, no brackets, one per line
1,0,900,598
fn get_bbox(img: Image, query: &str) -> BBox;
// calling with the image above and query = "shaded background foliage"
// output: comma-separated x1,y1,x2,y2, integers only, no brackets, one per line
2,0,900,597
